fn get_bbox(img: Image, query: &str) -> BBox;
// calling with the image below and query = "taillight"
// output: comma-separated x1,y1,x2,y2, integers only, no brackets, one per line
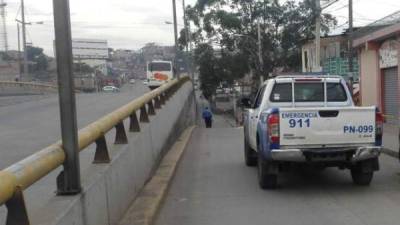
267,113,280,144
376,112,383,136
375,111,383,146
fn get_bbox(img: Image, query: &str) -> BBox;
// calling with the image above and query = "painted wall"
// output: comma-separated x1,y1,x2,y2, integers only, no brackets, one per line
360,47,379,106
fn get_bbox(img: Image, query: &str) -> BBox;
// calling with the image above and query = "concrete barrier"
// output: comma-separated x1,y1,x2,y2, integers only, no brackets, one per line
5,82,195,225
0,81,59,96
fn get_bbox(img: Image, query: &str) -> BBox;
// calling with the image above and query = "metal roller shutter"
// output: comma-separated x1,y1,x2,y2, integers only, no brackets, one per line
383,67,398,124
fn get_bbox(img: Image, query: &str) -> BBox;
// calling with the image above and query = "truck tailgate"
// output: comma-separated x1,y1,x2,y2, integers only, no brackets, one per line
279,107,376,147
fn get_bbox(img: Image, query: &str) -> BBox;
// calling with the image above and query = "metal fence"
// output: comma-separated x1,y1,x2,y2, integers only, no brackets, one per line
0,77,190,225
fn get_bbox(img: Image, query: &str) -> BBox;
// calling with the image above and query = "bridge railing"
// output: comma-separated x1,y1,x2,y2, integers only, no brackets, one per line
0,77,190,224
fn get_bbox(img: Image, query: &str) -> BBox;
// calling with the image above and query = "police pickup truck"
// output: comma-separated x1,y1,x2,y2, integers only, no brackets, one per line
242,76,383,189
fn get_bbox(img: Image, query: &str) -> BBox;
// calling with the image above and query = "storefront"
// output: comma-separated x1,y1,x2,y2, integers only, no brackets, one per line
354,23,400,124
380,40,398,124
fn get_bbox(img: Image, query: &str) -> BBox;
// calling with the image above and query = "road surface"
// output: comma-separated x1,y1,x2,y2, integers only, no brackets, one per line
0,83,149,224
0,83,148,169
156,116,400,225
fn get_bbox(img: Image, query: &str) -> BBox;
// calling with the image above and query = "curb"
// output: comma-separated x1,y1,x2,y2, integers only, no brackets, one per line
118,126,195,225
382,148,399,159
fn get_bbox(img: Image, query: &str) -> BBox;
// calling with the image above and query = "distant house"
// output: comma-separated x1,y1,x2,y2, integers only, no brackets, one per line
301,32,359,81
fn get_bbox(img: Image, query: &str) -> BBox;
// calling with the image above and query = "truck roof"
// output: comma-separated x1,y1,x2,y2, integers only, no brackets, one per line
274,75,342,79
267,75,343,84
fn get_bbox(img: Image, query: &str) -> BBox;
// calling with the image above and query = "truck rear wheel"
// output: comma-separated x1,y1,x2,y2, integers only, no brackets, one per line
244,137,257,167
351,166,373,186
258,153,277,189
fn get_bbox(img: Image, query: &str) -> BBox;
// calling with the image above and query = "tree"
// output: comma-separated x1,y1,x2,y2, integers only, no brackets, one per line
26,46,48,72
73,62,94,74
185,0,337,96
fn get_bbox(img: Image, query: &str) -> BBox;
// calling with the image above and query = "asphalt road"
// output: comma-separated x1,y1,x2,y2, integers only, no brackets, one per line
0,82,151,224
156,116,400,225
0,82,148,169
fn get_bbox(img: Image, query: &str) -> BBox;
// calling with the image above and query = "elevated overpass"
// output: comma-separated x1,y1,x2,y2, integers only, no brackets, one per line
1,78,400,225
0,78,196,225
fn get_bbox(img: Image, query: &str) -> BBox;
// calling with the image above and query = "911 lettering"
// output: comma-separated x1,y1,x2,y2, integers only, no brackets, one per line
343,125,374,133
288,118,310,128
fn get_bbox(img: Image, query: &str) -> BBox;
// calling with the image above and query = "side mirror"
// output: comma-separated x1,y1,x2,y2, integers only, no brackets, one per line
241,97,252,108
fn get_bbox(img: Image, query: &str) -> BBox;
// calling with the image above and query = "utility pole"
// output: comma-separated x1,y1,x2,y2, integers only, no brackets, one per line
257,20,264,82
0,0,8,53
315,0,321,72
172,0,180,79
53,0,81,195
182,0,189,52
17,23,21,79
21,0,28,81
348,0,354,75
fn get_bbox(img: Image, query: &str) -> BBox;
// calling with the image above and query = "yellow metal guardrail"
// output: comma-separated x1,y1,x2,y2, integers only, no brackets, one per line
0,77,190,224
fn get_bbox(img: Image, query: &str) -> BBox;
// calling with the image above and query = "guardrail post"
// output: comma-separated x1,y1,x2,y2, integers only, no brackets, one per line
147,101,156,115
140,105,149,122
159,94,166,105
115,121,128,144
154,96,162,109
94,135,111,163
164,90,172,100
5,187,30,225
129,111,141,132
53,0,81,195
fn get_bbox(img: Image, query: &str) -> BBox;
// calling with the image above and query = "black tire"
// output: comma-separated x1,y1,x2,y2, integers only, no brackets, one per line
244,137,257,167
351,167,373,186
257,152,277,189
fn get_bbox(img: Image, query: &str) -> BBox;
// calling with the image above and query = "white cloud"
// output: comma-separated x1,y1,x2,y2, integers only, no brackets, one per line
3,0,399,55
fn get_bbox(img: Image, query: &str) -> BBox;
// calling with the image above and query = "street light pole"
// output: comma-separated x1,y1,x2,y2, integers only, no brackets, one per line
182,0,189,52
21,0,28,81
52,0,81,195
348,0,354,75
172,0,180,79
315,0,321,72
17,23,21,79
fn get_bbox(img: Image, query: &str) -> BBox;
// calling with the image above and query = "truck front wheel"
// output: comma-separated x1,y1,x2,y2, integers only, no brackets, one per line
258,152,278,189
351,166,373,186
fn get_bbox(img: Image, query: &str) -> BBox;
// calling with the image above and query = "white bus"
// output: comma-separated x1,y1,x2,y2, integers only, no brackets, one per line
146,60,174,89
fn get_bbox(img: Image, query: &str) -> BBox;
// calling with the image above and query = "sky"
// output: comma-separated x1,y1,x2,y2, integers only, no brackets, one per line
2,0,400,56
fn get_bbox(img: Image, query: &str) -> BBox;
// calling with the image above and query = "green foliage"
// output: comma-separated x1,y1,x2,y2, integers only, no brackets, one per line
26,46,48,72
184,0,337,97
73,62,95,74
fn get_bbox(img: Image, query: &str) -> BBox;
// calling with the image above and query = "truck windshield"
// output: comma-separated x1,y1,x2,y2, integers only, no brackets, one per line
148,62,171,71
270,82,348,102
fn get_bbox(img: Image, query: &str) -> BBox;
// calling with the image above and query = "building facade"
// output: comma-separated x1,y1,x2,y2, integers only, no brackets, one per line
302,34,359,81
68,39,109,75
354,23,400,124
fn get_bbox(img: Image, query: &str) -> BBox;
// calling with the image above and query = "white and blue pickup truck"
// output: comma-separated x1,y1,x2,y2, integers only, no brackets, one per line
242,75,383,189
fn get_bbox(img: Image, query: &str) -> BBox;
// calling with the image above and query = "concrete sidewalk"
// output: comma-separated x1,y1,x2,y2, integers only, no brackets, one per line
155,116,400,225
383,124,399,158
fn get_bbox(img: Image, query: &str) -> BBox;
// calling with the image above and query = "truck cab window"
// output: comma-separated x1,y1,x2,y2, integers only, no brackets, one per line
253,86,266,108
270,83,292,102
327,83,348,102
294,83,324,102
